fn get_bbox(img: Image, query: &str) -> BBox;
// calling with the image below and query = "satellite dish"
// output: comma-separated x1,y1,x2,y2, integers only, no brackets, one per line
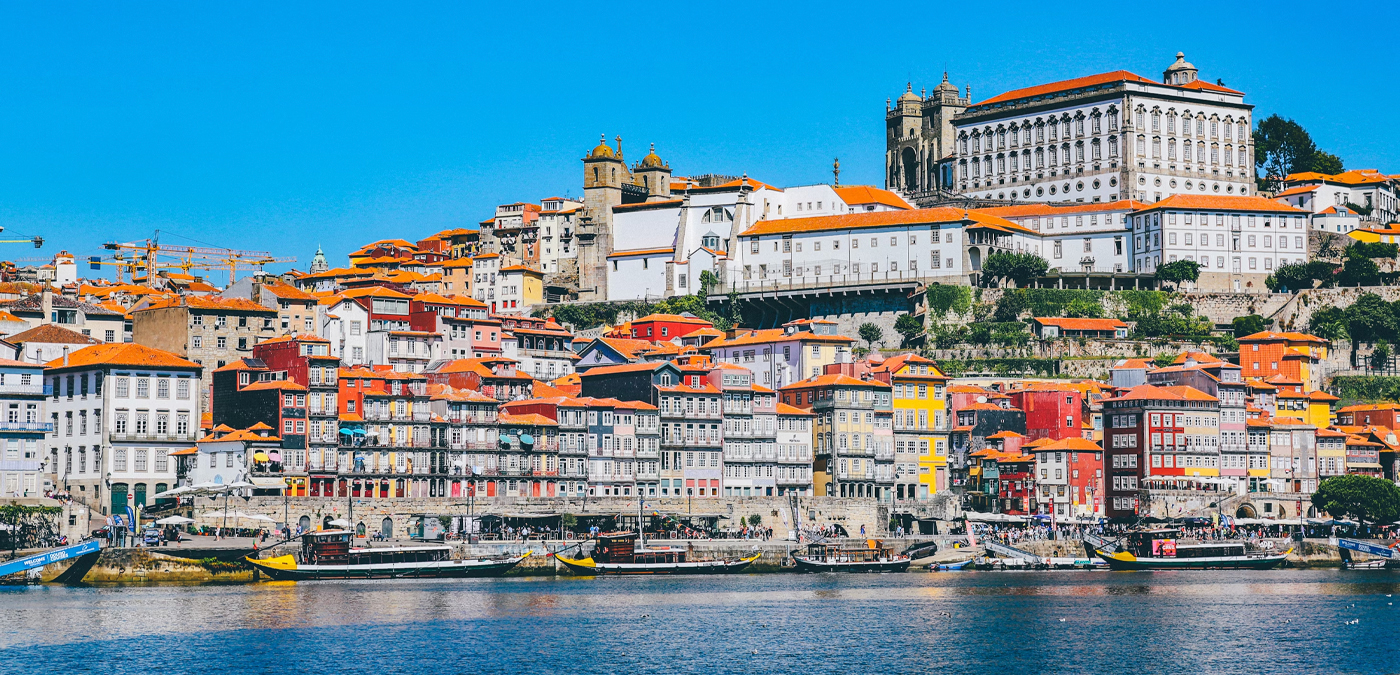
976,396,987,403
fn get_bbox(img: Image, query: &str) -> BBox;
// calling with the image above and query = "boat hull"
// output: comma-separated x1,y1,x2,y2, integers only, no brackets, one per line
555,553,759,575
245,553,528,581
790,555,910,573
1094,548,1291,571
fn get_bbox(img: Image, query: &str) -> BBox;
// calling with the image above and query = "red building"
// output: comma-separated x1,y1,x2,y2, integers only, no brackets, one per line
995,452,1036,515
623,313,715,343
252,335,340,493
1336,402,1400,429
1007,386,1083,443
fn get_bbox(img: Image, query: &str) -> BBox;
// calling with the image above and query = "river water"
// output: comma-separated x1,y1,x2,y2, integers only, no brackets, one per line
3,570,1400,674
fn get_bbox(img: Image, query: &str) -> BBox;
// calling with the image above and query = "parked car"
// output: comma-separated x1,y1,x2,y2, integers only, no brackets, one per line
141,526,162,546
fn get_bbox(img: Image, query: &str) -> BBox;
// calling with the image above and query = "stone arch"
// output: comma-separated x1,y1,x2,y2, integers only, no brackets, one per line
381,517,394,538
298,515,310,532
969,247,983,271
323,515,335,530
1235,503,1257,518
901,147,918,192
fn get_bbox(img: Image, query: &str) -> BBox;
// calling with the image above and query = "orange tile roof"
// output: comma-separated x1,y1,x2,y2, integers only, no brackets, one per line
1273,185,1319,198
260,282,316,301
986,430,1024,439
1033,317,1127,330
1135,194,1307,214
739,207,1029,238
45,343,200,371
613,199,683,212
1034,437,1104,452
1106,383,1217,403
7,324,100,346
1284,169,1395,186
1237,331,1327,344
241,380,308,392
831,185,911,210
136,295,276,313
974,71,1155,106
1308,391,1340,402
779,373,890,389
606,247,675,259
702,328,854,349
776,402,816,416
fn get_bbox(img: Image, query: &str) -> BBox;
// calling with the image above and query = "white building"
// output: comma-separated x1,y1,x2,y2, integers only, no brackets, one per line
603,175,914,301
1131,194,1310,292
538,197,582,275
731,206,1037,290
1275,169,1400,227
46,343,202,517
775,402,814,496
950,53,1255,205
978,200,1139,273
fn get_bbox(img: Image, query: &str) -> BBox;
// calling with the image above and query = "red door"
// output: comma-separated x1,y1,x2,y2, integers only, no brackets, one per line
451,481,461,497
486,481,496,497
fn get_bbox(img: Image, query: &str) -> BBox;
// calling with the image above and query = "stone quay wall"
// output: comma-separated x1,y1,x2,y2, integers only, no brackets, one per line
210,496,891,540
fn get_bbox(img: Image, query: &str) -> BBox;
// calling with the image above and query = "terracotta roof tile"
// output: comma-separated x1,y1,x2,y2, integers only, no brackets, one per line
45,343,200,371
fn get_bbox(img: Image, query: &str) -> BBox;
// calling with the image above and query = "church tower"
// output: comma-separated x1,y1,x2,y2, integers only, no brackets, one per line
578,134,630,301
309,245,329,274
633,143,672,200
1162,52,1199,85
884,74,968,204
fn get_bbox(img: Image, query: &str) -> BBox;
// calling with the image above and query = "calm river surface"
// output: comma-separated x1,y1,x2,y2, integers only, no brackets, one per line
4,570,1400,674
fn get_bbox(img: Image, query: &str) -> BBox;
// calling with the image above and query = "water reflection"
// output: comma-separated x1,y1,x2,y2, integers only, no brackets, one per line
4,570,1400,674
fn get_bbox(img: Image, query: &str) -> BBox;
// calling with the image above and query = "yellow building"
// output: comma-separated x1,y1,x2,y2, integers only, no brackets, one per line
438,257,474,296
778,372,893,500
878,354,949,499
496,265,544,313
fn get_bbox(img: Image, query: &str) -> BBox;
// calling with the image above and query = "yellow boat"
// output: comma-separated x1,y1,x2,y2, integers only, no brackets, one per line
555,531,760,575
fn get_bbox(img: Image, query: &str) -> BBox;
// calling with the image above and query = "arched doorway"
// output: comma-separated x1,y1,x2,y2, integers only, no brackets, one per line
356,522,367,538
901,147,918,192
323,515,334,530
1235,503,1257,518
109,483,128,517
969,247,982,271
381,517,393,539
298,515,311,532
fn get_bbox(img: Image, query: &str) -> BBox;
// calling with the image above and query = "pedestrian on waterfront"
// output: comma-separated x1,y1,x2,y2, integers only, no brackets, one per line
860,524,866,537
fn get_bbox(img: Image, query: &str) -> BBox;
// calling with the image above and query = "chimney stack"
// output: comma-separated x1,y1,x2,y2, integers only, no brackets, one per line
41,287,53,324
62,345,69,367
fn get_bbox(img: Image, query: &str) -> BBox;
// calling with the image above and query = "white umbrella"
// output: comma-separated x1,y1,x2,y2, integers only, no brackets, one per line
327,518,351,528
155,515,194,525
242,513,275,523
225,481,256,490
152,486,193,499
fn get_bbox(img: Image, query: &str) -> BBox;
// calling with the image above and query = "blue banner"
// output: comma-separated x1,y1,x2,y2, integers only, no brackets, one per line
0,540,102,578
1338,538,1395,559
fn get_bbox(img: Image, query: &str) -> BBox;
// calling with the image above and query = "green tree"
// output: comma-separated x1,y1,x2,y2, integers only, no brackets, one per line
699,270,721,296
1345,293,1396,342
1349,242,1399,259
1155,259,1201,290
1338,255,1381,287
1253,114,1344,191
859,322,884,350
894,314,924,347
1372,340,1392,370
1308,305,1349,341
980,251,1048,288
1311,475,1400,525
746,514,763,527
1231,314,1267,338
992,291,1029,322
1267,261,1333,292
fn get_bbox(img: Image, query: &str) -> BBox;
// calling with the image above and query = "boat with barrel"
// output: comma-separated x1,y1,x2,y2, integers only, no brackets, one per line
244,529,529,580
554,531,760,575
1092,529,1291,570
790,539,910,572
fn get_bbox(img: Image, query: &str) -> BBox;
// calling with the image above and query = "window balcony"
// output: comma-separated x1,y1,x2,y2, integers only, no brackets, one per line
0,421,53,432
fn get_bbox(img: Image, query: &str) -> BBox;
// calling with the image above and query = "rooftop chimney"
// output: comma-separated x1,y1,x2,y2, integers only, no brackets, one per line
40,287,53,324
61,345,69,367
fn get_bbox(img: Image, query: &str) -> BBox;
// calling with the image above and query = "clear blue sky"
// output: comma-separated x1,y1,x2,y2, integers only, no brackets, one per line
1,2,1395,282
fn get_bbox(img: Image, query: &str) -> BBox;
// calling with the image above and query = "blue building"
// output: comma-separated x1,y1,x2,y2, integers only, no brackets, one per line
0,358,52,497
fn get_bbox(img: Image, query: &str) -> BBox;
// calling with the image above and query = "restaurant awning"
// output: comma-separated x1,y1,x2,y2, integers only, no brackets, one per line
249,477,286,490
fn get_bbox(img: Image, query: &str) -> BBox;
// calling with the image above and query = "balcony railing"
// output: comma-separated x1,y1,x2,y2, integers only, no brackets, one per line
110,431,198,443
0,384,50,396
0,421,53,432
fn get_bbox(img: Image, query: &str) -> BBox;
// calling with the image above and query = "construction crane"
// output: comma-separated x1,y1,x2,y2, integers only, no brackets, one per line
103,231,295,287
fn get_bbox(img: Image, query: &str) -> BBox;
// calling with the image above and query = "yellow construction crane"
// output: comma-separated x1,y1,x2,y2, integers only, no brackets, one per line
103,232,295,287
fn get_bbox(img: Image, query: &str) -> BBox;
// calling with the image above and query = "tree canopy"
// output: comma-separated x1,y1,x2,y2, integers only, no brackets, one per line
894,314,924,346
1311,475,1400,525
1267,260,1338,292
1155,259,1201,290
1253,114,1345,191
1231,314,1267,338
980,251,1048,288
858,322,884,349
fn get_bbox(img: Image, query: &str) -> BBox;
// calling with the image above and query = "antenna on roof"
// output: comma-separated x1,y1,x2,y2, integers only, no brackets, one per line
833,157,840,187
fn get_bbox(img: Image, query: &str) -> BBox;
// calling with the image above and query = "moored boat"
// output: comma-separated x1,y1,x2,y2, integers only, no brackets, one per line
553,531,759,575
790,540,910,572
930,558,973,571
245,530,529,580
1093,529,1290,570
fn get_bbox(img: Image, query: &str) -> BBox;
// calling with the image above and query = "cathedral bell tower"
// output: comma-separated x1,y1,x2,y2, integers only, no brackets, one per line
633,143,672,199
578,134,630,301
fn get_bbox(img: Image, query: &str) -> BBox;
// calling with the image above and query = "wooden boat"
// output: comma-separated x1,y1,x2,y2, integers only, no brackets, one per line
1339,539,1398,570
1093,529,1290,570
790,540,910,572
931,558,973,571
554,531,759,575
245,530,528,580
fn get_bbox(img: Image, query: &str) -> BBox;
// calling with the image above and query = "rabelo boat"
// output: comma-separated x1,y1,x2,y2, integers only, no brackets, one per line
245,530,529,580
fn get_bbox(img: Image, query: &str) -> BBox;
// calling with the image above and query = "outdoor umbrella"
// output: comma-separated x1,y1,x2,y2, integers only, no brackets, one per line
155,515,194,525
328,518,352,528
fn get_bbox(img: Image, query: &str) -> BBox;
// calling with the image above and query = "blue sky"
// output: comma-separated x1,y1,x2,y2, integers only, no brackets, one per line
1,2,1396,282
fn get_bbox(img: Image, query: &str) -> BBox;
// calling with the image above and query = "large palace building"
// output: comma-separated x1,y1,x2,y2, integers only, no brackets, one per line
887,53,1255,207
